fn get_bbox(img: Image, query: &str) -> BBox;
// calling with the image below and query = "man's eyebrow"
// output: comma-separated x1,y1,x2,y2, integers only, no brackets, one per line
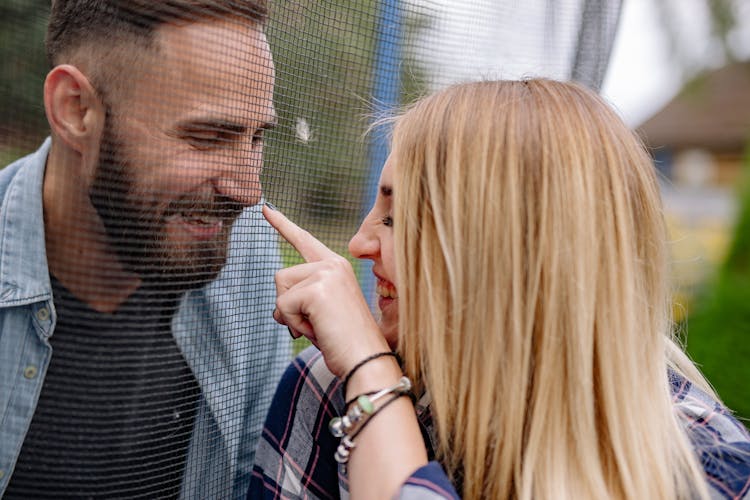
380,185,392,197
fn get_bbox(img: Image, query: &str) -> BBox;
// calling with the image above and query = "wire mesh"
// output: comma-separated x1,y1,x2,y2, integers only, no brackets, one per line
0,0,621,497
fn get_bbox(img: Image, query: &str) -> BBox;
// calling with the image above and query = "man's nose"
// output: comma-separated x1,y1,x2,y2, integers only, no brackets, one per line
213,148,263,207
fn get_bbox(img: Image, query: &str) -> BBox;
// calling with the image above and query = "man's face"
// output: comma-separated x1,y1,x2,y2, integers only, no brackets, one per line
89,19,276,289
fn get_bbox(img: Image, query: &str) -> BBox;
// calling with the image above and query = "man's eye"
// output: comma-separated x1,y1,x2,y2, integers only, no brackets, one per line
252,130,264,146
181,128,239,150
187,135,221,150
181,129,223,149
382,215,393,227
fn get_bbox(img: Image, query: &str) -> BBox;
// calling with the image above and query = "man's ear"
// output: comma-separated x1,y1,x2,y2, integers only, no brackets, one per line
44,64,105,153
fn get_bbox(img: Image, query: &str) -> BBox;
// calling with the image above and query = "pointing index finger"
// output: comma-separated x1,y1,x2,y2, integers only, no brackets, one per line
262,203,337,262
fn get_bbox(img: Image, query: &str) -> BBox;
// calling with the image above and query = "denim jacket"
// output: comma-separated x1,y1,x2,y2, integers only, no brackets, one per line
0,139,290,499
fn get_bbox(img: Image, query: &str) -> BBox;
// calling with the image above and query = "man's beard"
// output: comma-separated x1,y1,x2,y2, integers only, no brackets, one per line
89,116,243,292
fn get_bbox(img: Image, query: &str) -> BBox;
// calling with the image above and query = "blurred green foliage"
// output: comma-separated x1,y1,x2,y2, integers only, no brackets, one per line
686,146,750,427
263,0,430,246
263,0,378,236
0,0,50,149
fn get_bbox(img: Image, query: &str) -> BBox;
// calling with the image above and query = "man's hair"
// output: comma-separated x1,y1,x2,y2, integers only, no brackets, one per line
46,0,268,67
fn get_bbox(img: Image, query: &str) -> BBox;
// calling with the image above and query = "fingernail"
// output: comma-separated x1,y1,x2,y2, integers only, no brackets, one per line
265,201,277,211
287,326,299,339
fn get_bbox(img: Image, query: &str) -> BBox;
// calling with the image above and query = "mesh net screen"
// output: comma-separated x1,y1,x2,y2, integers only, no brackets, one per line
0,0,620,498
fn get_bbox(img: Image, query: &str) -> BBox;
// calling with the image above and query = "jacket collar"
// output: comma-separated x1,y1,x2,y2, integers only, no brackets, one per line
0,138,53,307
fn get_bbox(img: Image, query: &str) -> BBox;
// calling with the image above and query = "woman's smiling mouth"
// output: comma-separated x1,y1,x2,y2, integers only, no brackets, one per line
376,277,397,311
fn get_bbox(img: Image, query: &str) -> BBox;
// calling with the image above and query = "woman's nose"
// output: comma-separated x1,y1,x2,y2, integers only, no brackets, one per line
348,218,379,259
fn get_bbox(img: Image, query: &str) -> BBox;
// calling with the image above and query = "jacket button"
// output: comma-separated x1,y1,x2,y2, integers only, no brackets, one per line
23,365,38,379
36,307,50,322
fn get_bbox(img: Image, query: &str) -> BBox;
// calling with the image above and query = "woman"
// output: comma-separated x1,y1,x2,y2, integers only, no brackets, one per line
249,79,750,499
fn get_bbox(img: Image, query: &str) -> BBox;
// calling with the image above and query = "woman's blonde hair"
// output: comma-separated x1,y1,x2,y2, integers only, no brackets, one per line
392,79,712,499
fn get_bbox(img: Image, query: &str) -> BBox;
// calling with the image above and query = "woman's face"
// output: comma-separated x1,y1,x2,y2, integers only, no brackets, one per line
348,159,398,347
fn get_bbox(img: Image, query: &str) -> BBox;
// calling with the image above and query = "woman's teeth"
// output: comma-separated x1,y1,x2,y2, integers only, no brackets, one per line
376,282,397,299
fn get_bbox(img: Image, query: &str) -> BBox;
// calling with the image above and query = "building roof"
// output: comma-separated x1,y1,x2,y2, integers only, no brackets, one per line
637,61,750,154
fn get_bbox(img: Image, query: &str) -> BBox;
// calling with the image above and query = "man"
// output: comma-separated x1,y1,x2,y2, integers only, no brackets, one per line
0,1,289,498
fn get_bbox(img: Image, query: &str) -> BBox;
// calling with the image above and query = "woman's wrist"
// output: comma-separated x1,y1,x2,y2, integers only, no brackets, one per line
344,355,403,402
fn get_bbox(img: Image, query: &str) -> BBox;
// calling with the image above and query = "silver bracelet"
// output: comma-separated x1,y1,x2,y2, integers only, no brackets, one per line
329,376,411,438
329,376,413,464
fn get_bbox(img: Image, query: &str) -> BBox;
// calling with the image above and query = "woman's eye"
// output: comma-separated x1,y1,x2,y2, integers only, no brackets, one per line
382,215,393,227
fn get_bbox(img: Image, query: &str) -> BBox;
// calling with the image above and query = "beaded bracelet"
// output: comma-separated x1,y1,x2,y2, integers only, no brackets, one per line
342,351,402,396
330,376,413,464
329,376,411,438
333,392,410,464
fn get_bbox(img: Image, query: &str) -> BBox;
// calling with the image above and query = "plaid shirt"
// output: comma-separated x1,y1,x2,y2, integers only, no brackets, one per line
249,346,750,499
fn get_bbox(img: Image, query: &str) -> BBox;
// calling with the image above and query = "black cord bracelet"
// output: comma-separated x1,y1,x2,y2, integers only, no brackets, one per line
342,351,402,396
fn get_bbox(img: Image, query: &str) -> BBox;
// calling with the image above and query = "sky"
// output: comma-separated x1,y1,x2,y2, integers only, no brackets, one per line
601,0,750,127
600,0,684,127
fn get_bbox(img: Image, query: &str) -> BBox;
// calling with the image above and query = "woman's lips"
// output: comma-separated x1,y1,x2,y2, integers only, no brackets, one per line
378,294,394,312
375,278,397,311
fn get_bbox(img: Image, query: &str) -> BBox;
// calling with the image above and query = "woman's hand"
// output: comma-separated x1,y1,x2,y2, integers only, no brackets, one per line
264,204,430,499
263,204,390,378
